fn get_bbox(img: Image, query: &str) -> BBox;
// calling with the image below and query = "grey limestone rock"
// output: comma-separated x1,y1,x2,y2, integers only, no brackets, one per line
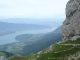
61,0,80,40
66,0,79,17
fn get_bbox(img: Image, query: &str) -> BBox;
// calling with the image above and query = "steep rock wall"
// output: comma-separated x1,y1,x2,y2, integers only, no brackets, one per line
61,0,80,40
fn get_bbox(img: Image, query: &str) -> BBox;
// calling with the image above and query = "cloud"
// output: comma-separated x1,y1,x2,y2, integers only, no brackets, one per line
0,0,69,19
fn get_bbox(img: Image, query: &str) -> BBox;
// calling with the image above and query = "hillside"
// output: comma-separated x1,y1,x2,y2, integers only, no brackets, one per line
15,33,45,42
0,26,62,56
0,51,13,60
9,38,80,60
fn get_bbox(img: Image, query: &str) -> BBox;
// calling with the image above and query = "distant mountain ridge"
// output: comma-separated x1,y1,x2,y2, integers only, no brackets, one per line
0,21,50,30
0,21,51,36
0,18,63,27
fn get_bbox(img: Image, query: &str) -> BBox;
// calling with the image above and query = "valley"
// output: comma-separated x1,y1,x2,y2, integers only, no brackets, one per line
0,27,56,45
0,26,62,56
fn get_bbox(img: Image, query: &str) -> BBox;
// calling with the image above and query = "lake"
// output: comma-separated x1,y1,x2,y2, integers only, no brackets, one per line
0,27,57,45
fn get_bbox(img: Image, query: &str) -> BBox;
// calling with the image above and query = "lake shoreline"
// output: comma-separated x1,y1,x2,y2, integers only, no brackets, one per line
0,27,57,45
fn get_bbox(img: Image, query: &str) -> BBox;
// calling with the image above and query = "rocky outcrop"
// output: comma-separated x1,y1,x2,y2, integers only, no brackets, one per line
61,0,80,40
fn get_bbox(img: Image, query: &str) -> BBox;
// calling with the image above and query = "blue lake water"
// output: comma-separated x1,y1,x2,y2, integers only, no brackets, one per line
0,27,57,45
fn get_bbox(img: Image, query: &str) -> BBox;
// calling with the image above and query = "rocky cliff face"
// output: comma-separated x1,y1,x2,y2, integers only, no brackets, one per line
61,0,80,40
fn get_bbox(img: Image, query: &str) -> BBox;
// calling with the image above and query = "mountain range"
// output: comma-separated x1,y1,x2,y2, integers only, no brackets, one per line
0,21,50,36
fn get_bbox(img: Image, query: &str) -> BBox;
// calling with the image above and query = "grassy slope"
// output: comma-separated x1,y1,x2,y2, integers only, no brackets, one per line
9,38,80,60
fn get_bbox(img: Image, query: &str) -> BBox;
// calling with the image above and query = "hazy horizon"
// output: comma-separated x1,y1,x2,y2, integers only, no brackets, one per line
0,0,69,23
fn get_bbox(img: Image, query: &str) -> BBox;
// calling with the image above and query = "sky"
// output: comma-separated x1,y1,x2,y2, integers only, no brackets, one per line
0,0,69,22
